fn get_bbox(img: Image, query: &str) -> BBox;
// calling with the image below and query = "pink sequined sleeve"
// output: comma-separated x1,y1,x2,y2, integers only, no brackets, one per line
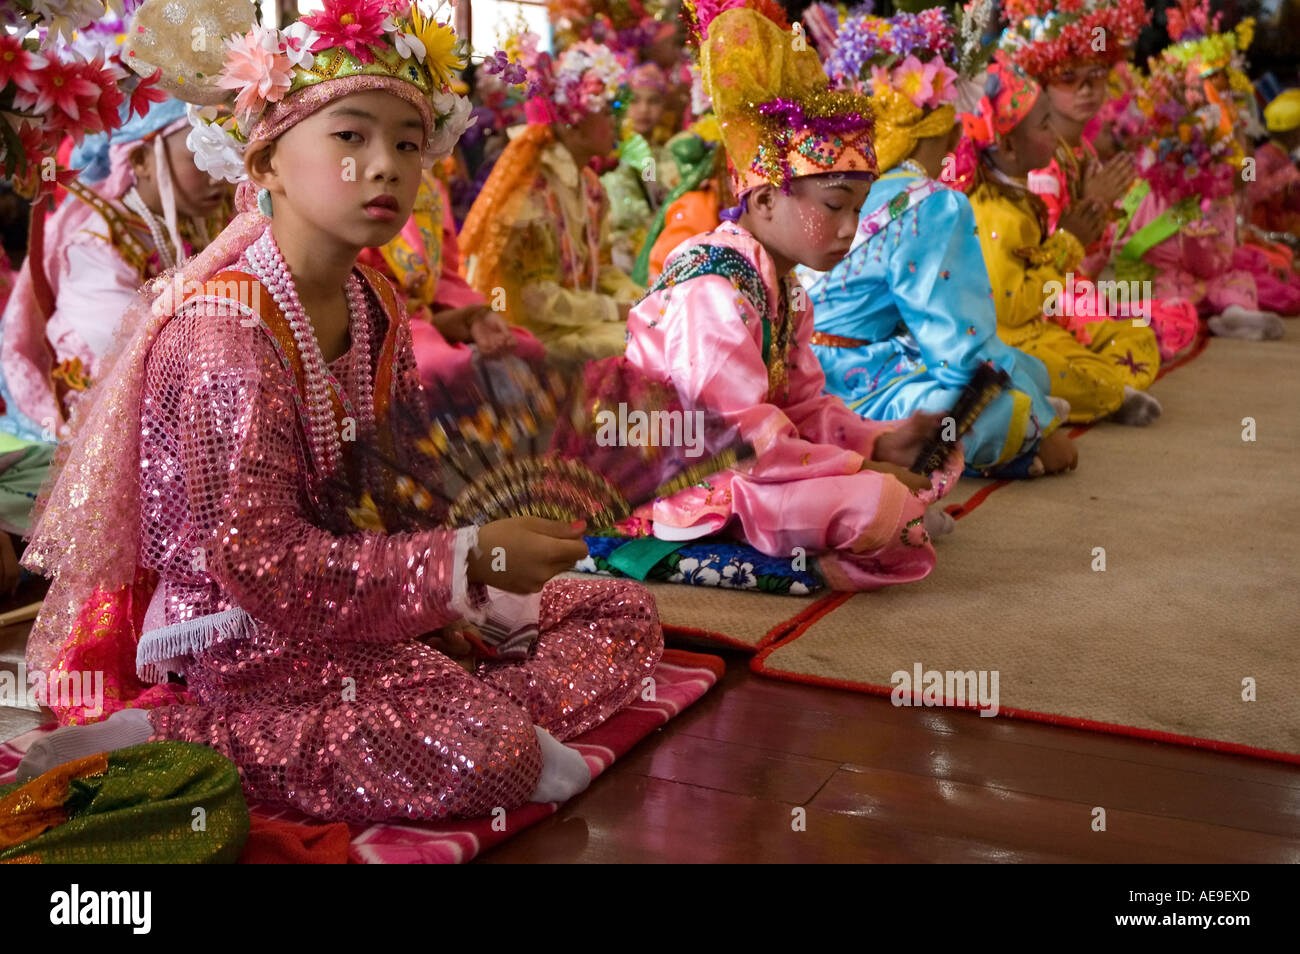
155,306,470,643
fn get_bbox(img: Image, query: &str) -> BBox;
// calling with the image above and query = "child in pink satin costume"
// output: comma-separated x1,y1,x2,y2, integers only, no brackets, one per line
358,170,546,390
17,4,661,822
623,5,961,593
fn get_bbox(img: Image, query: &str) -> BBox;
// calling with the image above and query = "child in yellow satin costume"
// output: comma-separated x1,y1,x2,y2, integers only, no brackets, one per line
962,58,1162,426
460,42,643,364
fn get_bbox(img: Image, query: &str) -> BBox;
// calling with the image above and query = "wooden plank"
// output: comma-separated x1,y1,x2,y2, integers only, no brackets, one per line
808,765,1300,864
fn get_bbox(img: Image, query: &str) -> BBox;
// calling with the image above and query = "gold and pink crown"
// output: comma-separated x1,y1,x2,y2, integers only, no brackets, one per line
698,3,877,194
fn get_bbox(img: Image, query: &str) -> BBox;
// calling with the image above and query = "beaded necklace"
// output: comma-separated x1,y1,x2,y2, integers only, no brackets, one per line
243,227,374,478
123,187,178,271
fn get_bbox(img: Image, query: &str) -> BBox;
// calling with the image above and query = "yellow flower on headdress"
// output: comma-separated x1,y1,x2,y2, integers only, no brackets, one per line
408,3,465,89
1234,17,1254,53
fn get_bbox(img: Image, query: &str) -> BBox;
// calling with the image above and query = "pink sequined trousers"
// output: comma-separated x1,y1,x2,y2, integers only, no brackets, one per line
147,578,662,823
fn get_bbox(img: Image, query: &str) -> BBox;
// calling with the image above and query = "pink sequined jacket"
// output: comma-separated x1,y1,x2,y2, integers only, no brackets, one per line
134,267,481,680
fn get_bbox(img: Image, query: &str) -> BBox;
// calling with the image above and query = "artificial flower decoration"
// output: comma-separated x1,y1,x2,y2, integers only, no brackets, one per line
893,55,937,109
126,66,168,119
0,1,197,201
997,0,1148,81
0,34,44,88
406,4,465,87
158,0,527,183
217,26,293,119
827,9,959,113
302,0,392,65
282,21,323,69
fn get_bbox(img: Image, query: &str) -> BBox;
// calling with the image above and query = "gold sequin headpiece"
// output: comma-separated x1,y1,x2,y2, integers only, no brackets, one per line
699,6,877,194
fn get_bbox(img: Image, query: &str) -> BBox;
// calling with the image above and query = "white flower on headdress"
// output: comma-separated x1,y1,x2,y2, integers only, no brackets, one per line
186,107,247,184
282,21,322,70
30,0,103,44
393,31,427,63
428,90,474,160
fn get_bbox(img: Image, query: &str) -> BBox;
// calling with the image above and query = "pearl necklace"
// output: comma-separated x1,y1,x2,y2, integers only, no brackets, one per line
899,159,927,178
243,228,374,477
123,187,177,270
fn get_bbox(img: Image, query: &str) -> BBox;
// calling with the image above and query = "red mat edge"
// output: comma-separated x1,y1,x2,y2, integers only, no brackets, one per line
752,652,1300,766
662,588,841,654
942,330,1211,522
752,336,1300,765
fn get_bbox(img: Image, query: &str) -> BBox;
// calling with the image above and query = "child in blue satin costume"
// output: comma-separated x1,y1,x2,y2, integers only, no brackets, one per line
797,114,1078,478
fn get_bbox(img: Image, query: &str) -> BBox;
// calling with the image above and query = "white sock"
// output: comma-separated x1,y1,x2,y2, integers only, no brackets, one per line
1109,386,1162,427
1209,307,1284,341
16,707,154,783
528,726,592,804
1047,396,1072,424
923,507,955,539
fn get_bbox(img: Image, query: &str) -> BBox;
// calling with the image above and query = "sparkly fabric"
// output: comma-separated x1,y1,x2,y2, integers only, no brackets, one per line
701,8,877,193
134,266,472,651
250,75,437,156
0,742,248,864
149,579,661,822
23,185,275,679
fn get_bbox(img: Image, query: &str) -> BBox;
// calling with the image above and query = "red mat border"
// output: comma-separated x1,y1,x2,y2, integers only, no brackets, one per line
943,330,1211,522
754,332,1300,766
662,587,838,653
668,333,1214,649
750,586,1300,765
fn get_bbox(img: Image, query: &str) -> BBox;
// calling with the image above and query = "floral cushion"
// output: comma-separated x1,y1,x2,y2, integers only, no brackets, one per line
575,535,824,595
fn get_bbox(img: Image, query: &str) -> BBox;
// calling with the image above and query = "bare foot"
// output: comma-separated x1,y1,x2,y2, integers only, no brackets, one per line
1036,430,1079,474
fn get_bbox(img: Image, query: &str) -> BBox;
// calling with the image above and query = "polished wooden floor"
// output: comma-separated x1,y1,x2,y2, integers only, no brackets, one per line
4,599,1298,862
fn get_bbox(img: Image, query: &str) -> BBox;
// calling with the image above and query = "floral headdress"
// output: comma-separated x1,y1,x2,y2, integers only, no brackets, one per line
825,7,958,173
1128,57,1242,204
124,0,483,183
998,0,1149,82
548,40,626,123
0,2,169,201
549,0,676,54
692,0,876,195
1160,0,1253,82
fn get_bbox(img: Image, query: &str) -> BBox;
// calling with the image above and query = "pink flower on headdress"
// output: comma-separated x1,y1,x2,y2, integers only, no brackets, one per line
12,54,102,124
218,27,294,120
127,68,169,120
0,34,42,89
302,0,392,65
869,64,892,95
930,62,960,107
894,55,937,109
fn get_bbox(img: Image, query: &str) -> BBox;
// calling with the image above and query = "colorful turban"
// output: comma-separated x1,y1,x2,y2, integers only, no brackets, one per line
872,90,957,173
961,55,1040,152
